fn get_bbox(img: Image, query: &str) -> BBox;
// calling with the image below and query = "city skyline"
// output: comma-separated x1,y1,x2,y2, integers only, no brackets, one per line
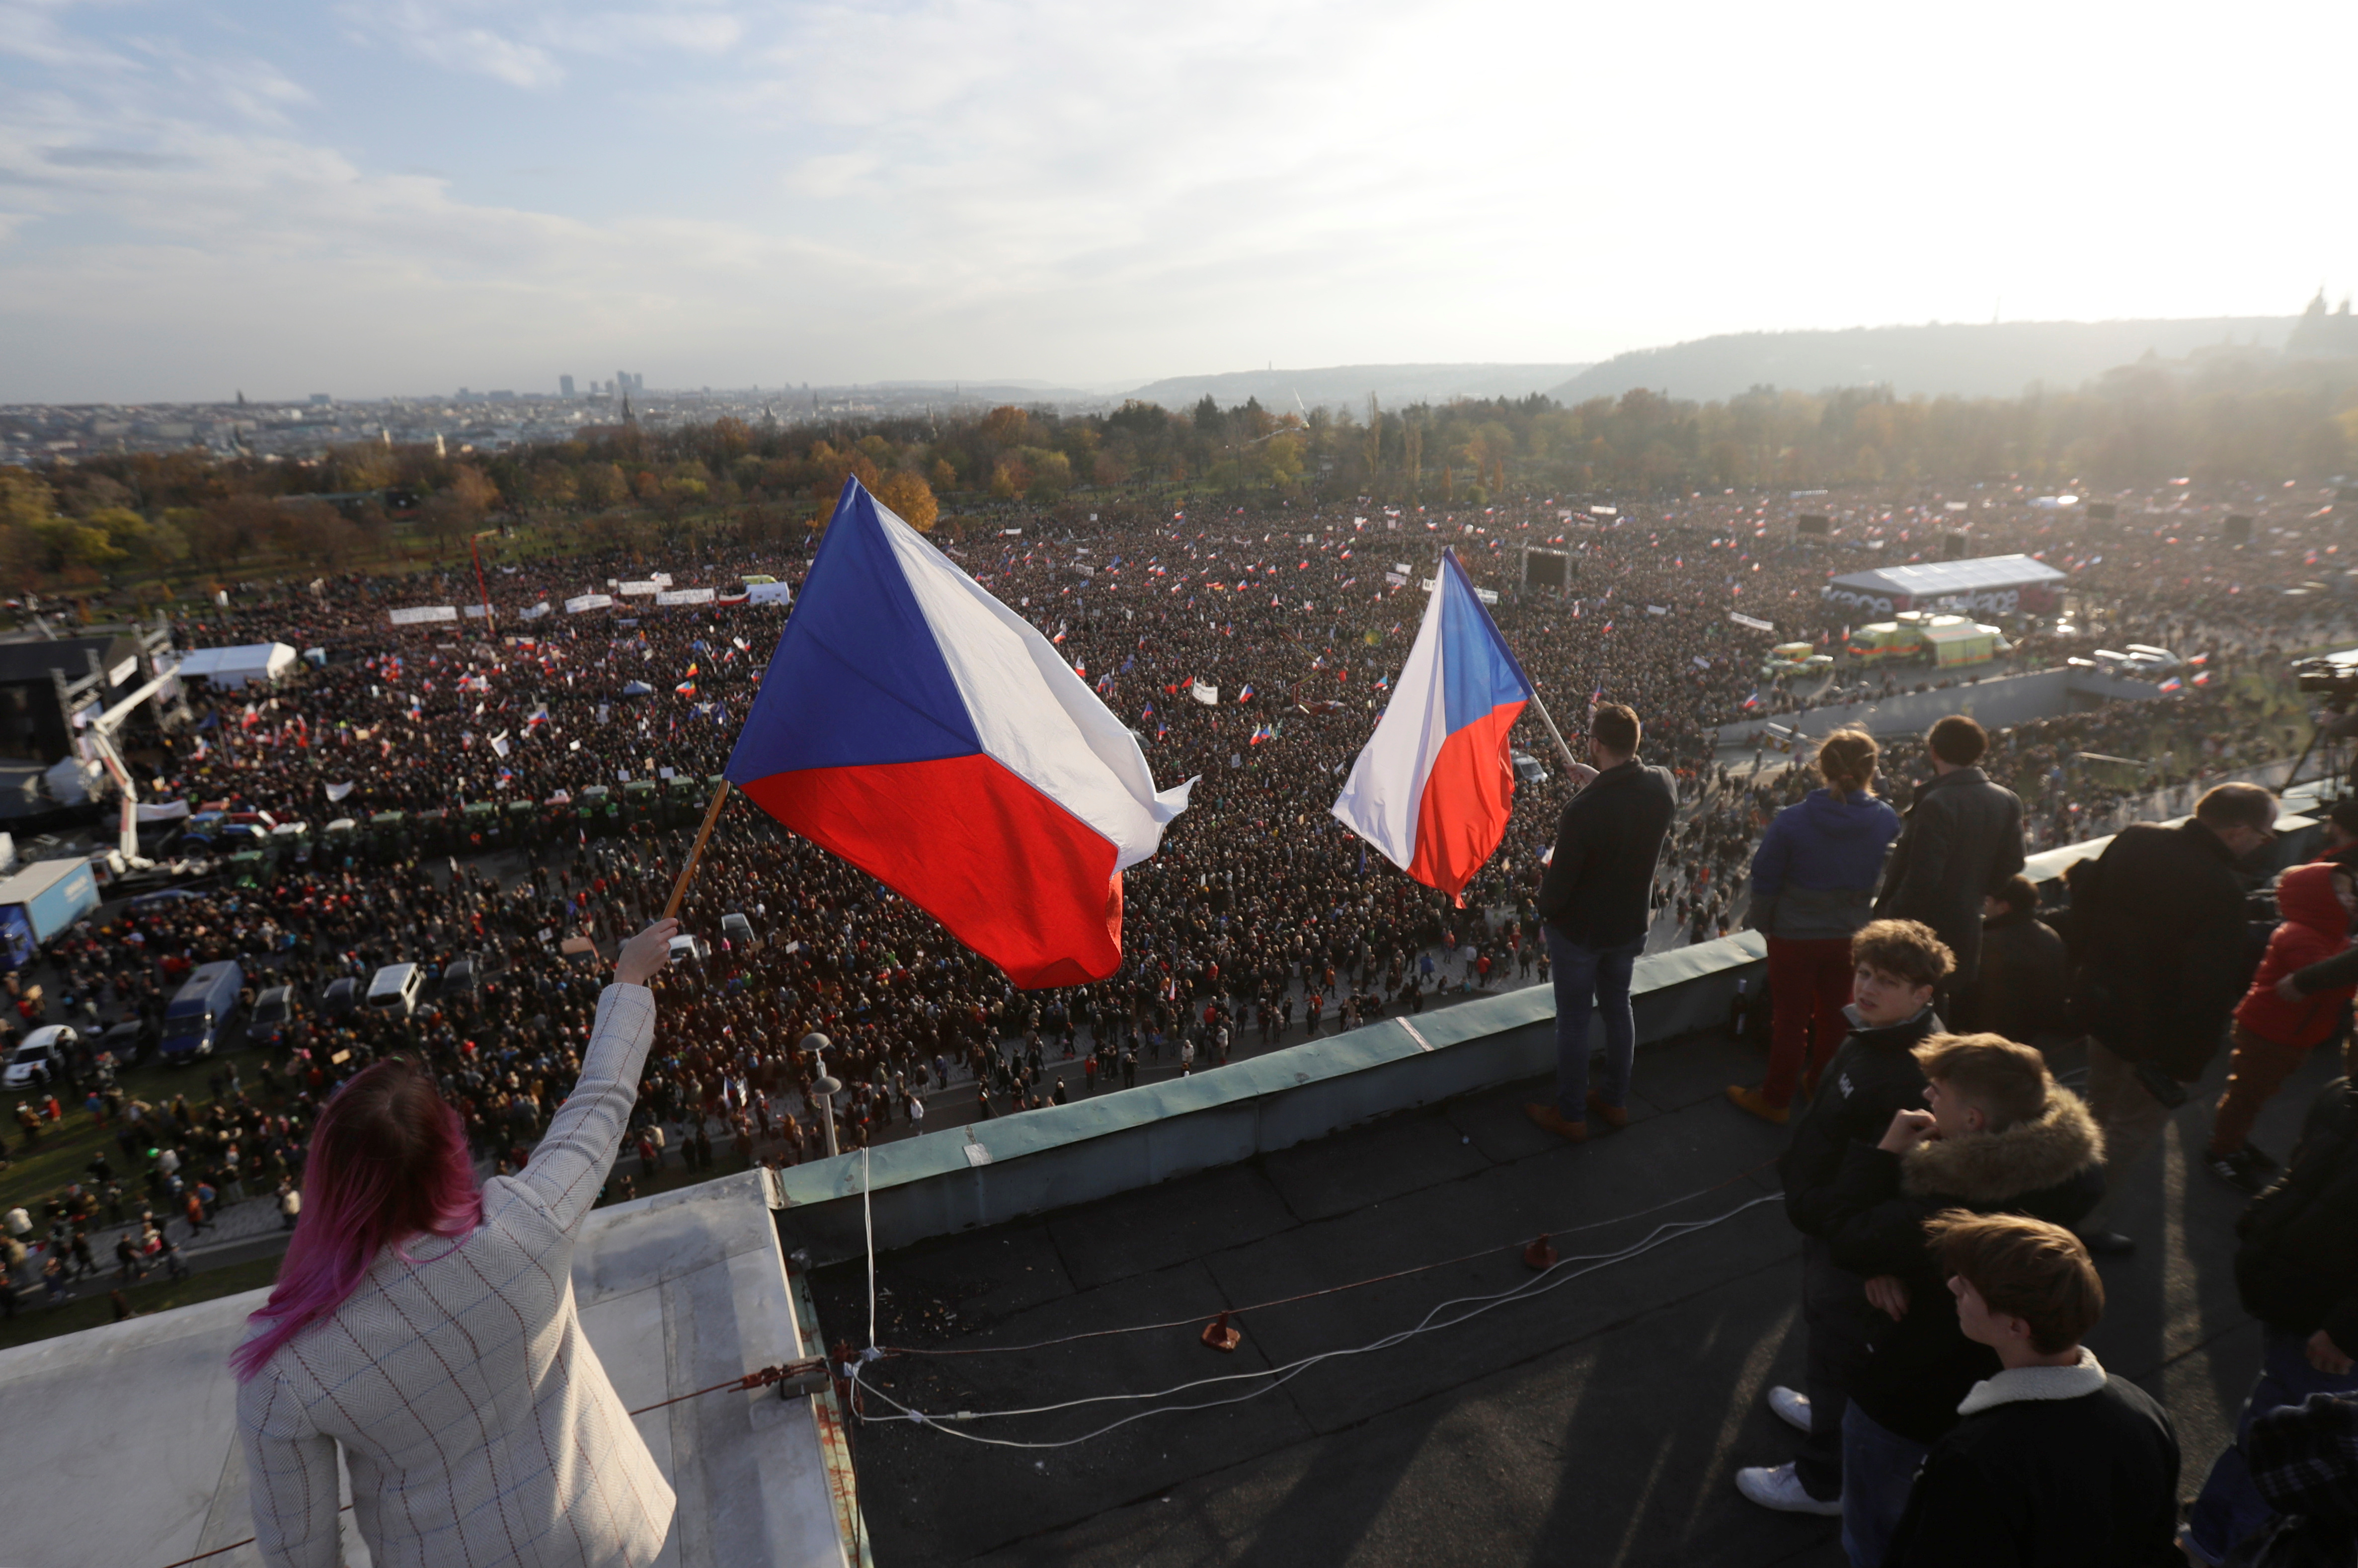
2,0,2354,404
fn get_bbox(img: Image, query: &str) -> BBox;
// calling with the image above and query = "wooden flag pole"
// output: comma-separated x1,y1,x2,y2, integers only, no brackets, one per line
1523,683,1585,777
664,780,732,919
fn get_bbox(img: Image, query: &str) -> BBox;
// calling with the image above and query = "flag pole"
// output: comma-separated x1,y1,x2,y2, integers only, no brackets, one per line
1525,684,1585,776
664,780,731,919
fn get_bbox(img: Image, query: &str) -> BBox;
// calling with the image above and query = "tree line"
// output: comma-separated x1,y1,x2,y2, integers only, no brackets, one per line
3,353,2354,594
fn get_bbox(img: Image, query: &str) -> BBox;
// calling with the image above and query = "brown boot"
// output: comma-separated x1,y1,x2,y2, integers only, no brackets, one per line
1585,1089,1629,1131
1523,1102,1588,1142
1726,1084,1790,1125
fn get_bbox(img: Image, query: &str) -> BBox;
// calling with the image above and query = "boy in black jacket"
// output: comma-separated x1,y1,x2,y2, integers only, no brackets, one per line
1885,1213,2181,1568
1816,1035,2106,1566
1739,919,1953,1517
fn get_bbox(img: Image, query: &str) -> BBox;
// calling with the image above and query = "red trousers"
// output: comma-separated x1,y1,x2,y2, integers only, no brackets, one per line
1766,936,1855,1108
2209,1024,2326,1157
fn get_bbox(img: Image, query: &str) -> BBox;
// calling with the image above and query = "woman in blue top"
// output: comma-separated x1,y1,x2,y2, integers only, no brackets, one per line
1729,728,1902,1122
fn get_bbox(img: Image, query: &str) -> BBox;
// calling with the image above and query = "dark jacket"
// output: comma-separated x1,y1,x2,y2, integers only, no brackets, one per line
1780,1004,1942,1239
1821,1089,2107,1442
1886,1358,2182,1568
2235,1078,2358,1357
2075,820,2254,1080
1972,907,2071,1044
1876,765,2026,990
2233,1392,2358,1568
1535,758,1676,949
1745,787,1902,941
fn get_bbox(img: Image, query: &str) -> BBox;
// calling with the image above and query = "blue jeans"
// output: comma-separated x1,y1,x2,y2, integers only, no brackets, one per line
2185,1328,2358,1564
1545,926,1643,1121
1840,1404,1928,1568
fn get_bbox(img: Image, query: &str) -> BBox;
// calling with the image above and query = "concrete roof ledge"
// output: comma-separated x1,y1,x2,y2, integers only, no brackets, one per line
775,931,1768,1262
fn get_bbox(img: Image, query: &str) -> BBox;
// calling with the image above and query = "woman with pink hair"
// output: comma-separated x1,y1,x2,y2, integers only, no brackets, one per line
235,920,680,1568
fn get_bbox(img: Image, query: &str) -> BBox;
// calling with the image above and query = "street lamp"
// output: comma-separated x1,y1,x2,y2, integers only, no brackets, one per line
803,1031,841,1158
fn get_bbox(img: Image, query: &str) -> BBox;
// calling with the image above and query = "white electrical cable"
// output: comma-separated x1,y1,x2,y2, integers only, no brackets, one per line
863,1145,876,1353
850,1193,1779,1450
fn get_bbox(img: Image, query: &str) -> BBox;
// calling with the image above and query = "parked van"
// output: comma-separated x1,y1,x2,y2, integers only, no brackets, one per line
161,960,244,1063
366,962,426,1018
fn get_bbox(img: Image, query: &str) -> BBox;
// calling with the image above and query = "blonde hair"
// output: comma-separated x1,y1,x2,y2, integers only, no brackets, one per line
1815,729,1879,794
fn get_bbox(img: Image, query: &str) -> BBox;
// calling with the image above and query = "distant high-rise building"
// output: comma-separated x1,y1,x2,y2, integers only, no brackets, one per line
309,393,330,406
560,375,576,397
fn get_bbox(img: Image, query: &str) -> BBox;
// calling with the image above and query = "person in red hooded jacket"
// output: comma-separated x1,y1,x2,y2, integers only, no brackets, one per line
2206,862,2358,1193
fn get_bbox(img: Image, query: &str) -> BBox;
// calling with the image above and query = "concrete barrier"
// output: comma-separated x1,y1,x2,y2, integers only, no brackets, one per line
1717,664,2166,747
772,933,1767,1263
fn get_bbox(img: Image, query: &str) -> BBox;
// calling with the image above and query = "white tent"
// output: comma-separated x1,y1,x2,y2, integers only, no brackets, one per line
173,643,298,689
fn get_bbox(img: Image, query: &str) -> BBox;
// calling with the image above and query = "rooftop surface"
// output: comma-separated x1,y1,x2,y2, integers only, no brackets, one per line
0,1170,851,1568
812,1020,2339,1567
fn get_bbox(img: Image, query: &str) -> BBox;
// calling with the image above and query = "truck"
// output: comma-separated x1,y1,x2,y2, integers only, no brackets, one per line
0,857,102,965
1845,612,2011,670
1761,641,1835,680
160,959,243,1063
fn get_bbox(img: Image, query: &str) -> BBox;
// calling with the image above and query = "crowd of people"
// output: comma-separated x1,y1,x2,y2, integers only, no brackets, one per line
1,475,2355,1561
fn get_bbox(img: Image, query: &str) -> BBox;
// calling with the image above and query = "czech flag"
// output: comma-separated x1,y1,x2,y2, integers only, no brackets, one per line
1330,549,1532,904
726,478,1194,988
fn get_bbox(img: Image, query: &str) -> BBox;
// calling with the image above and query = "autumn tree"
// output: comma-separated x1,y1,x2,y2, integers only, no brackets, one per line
876,470,940,531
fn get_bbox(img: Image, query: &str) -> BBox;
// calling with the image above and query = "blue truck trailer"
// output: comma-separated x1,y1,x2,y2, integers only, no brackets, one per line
0,858,101,966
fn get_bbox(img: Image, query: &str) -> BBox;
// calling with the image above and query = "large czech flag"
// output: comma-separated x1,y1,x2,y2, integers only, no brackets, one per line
1331,549,1533,903
726,478,1193,988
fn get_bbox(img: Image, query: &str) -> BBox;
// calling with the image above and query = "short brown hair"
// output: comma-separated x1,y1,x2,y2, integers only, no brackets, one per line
1926,1212,2104,1353
1912,1032,2052,1130
2195,782,2277,835
1851,918,1955,989
1815,728,1879,794
1591,702,1640,756
1992,873,2038,915
1926,714,1987,767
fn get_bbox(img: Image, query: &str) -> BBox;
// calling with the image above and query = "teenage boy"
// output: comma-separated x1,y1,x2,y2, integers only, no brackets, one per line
1816,1035,2106,1567
1738,919,1953,1516
1884,1213,2181,1567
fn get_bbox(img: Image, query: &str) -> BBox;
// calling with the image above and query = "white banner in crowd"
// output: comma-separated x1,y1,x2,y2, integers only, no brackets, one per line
518,601,552,620
746,581,793,606
1191,681,1218,706
618,581,660,597
1729,612,1777,632
462,604,492,619
136,799,192,821
564,594,614,614
655,587,715,606
323,782,355,803
389,606,459,626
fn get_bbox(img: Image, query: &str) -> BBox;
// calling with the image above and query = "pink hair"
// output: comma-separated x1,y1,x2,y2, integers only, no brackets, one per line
233,1060,483,1382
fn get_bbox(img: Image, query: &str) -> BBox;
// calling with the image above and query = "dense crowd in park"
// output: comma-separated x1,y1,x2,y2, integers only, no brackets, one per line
1,473,2356,1563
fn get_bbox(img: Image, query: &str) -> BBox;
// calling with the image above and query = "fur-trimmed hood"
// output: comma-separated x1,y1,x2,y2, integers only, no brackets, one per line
1901,1088,2105,1203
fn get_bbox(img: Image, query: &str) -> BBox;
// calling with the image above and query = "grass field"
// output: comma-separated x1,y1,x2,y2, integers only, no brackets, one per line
0,1252,281,1353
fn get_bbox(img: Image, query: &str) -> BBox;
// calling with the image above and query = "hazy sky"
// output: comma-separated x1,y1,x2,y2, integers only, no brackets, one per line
2,0,2351,403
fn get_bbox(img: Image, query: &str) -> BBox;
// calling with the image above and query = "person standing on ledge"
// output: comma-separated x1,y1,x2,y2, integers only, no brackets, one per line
235,919,681,1568
1526,702,1676,1143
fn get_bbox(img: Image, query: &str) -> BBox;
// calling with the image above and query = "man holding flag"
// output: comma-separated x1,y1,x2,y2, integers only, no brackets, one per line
1526,702,1676,1142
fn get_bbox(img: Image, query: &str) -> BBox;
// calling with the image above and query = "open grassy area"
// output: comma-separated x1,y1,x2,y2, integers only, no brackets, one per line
0,1251,281,1353
3,1052,286,1223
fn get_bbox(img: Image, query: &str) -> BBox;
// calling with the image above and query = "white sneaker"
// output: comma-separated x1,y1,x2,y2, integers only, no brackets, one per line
1736,1462,1843,1516
1767,1385,1812,1433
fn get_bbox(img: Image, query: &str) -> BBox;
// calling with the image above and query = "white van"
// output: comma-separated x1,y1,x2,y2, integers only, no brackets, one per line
366,962,426,1018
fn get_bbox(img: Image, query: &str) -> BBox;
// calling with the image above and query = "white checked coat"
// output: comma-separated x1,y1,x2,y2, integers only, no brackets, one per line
237,983,675,1568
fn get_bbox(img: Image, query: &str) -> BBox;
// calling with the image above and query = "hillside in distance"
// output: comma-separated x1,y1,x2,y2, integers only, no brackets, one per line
1120,363,1592,413
1550,317,2297,403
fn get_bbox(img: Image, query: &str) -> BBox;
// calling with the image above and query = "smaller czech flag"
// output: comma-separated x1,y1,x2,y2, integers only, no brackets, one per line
1330,549,1532,904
